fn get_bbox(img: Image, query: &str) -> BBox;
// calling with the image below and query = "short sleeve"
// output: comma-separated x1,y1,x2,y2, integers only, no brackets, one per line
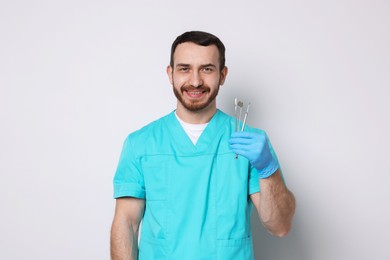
113,136,146,199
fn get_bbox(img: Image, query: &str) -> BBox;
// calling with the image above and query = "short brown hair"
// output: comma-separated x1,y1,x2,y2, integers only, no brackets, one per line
170,31,226,70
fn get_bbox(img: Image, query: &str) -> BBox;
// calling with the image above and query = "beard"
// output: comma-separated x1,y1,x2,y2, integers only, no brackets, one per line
173,84,220,112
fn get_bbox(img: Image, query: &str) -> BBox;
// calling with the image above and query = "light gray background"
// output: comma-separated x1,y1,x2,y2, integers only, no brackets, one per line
1,1,389,259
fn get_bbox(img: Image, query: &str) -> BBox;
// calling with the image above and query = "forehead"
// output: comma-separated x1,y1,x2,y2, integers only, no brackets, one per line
173,42,220,66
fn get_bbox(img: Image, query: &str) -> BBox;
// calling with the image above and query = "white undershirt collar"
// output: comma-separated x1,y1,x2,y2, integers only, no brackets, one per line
175,112,208,145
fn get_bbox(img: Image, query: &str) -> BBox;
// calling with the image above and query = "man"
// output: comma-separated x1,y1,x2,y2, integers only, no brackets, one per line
110,31,295,259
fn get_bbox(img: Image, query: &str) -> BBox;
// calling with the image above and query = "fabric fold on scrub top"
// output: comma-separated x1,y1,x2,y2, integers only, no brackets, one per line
113,109,280,260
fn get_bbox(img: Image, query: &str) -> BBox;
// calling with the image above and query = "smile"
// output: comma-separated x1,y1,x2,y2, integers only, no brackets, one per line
185,90,207,98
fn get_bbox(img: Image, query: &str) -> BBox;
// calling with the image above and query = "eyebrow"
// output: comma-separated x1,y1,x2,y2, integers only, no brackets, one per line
200,63,217,69
175,63,217,68
175,63,190,68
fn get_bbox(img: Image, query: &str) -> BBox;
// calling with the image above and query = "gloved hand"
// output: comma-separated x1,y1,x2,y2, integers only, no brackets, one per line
229,131,279,179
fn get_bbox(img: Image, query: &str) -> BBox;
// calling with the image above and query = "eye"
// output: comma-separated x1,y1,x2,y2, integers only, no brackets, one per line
178,67,189,72
202,67,214,73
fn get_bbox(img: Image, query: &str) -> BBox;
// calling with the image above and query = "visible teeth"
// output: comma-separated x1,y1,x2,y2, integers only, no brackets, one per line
188,91,202,94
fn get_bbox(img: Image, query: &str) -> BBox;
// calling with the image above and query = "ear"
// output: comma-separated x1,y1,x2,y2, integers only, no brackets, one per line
166,65,173,85
219,66,228,86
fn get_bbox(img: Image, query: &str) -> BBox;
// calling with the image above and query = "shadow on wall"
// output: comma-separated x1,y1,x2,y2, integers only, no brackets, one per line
251,211,307,260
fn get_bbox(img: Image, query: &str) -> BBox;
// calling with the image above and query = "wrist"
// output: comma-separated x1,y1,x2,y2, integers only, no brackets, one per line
257,158,279,179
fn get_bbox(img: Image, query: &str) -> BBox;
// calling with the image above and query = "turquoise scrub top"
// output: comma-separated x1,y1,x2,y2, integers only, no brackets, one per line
114,109,275,260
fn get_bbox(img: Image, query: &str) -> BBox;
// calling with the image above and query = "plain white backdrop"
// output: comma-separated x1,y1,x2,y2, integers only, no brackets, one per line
1,1,389,259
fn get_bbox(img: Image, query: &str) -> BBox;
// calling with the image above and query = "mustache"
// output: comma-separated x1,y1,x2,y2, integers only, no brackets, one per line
181,85,210,92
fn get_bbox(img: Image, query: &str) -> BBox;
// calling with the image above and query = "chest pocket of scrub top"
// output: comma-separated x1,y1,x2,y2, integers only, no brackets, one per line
141,156,171,201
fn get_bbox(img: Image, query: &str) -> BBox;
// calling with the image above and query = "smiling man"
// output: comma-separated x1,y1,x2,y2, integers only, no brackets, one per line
110,31,296,260
168,41,226,119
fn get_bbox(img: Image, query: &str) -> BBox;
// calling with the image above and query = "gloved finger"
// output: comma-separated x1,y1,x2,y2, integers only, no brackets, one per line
231,132,257,139
228,137,254,145
229,145,256,159
230,148,249,157
229,143,251,150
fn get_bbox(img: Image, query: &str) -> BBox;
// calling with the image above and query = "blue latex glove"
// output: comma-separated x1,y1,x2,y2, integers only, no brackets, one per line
229,131,279,179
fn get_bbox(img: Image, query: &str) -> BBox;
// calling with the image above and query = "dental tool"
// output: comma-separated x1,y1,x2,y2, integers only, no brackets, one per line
234,98,238,132
235,98,243,132
241,103,250,132
234,98,249,159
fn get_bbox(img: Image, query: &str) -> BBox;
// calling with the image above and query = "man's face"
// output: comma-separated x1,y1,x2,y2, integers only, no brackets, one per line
167,42,227,112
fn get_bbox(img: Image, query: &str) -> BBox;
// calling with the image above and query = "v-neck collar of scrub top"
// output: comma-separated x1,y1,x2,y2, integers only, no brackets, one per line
164,109,228,156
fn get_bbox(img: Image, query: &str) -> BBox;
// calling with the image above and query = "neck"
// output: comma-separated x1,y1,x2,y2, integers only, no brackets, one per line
176,102,217,124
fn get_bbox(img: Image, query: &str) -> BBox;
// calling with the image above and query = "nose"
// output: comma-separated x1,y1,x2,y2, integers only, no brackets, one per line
189,71,203,88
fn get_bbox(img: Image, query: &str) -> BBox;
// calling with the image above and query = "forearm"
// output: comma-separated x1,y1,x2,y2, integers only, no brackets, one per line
258,169,296,237
110,219,139,260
